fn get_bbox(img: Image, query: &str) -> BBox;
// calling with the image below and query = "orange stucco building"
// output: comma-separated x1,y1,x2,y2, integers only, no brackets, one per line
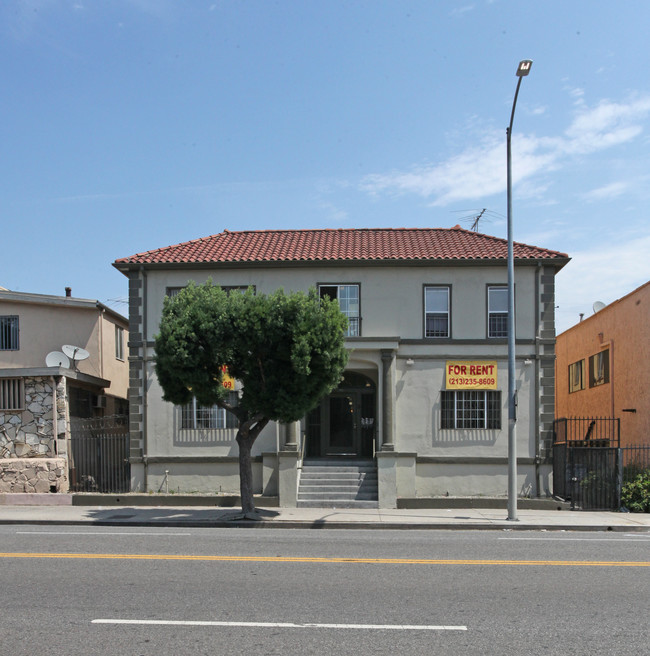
555,281,649,447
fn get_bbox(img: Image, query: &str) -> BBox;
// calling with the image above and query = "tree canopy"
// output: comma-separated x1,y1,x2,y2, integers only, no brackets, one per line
154,282,349,515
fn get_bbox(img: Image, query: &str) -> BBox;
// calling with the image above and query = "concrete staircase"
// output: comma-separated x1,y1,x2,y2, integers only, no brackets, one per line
297,459,378,508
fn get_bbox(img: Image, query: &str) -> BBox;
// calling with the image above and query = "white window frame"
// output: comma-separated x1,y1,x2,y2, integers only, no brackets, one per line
487,286,508,338
180,392,239,430
441,390,501,429
115,325,124,361
424,286,450,338
318,284,360,337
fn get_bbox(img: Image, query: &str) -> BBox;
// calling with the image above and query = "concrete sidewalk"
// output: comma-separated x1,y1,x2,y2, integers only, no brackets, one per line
0,495,648,531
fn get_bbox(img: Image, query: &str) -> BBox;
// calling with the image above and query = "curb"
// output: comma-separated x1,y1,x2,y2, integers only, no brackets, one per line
0,517,647,532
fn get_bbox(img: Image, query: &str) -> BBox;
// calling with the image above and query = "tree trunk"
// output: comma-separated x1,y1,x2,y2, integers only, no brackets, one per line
236,434,256,514
235,415,269,516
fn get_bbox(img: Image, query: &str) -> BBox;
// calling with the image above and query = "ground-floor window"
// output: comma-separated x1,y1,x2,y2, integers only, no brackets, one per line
441,390,501,429
180,392,239,429
0,377,23,410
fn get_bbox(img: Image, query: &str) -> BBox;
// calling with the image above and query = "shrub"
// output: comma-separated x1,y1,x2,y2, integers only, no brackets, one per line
620,471,650,513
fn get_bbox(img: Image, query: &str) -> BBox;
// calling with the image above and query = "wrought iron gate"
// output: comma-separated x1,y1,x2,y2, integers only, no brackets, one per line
69,415,130,493
553,418,622,510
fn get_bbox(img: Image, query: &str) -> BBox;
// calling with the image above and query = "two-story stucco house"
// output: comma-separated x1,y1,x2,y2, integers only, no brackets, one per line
0,288,129,493
113,227,569,507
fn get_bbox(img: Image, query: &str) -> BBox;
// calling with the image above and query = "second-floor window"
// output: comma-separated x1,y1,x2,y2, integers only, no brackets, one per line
0,316,19,350
568,360,585,393
488,287,508,338
166,285,254,298
115,325,124,361
424,286,450,338
319,284,360,337
589,350,610,387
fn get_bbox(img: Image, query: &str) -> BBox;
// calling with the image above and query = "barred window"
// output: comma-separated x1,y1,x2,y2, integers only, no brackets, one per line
181,392,239,429
488,287,508,338
0,378,24,410
0,316,19,350
441,390,501,429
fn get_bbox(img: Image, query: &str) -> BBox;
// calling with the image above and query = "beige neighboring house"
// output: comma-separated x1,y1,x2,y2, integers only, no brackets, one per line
114,227,569,508
0,288,128,493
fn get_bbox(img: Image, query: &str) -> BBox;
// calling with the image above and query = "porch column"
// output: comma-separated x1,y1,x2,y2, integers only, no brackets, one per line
381,349,395,451
283,421,300,451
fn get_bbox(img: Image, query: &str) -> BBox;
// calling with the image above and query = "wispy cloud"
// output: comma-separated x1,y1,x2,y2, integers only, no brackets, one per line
582,181,629,202
361,94,650,207
555,233,650,332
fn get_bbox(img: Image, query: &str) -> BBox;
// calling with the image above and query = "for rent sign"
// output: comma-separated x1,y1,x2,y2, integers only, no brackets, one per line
221,365,236,390
446,361,497,390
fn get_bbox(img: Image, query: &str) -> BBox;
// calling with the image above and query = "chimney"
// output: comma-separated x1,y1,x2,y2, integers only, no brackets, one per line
65,287,72,297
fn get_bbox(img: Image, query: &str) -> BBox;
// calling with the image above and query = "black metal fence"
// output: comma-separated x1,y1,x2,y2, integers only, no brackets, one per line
553,418,649,510
69,415,130,493
621,445,650,482
553,416,620,447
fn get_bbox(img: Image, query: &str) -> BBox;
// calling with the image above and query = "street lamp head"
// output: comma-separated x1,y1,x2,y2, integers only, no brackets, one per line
516,60,533,77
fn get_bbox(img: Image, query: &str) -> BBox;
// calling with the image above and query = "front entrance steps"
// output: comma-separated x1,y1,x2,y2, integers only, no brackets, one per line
297,459,378,508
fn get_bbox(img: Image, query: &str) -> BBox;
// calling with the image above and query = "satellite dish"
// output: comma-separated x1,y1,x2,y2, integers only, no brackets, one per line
592,301,606,313
62,344,90,361
62,344,90,370
46,351,71,368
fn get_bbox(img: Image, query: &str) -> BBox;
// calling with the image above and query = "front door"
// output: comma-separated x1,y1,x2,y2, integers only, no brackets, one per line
328,392,358,455
306,372,376,458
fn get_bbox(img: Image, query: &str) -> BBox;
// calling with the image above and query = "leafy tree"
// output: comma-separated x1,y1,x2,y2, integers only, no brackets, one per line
154,282,349,517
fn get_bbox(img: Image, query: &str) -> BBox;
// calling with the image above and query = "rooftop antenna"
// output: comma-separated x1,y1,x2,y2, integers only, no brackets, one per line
452,208,503,233
62,344,90,371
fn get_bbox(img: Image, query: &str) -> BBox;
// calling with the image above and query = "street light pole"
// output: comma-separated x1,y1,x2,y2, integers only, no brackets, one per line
506,59,532,522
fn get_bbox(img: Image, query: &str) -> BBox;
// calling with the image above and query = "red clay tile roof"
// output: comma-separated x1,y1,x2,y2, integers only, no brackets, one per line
114,227,569,267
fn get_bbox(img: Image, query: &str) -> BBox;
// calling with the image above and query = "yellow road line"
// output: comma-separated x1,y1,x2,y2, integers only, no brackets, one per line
0,552,648,567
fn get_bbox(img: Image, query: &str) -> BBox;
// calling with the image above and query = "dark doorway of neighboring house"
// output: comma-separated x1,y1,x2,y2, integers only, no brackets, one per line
306,371,376,458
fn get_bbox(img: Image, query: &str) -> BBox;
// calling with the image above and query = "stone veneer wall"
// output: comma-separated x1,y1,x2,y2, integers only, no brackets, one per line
0,376,70,493
0,376,59,457
0,458,69,493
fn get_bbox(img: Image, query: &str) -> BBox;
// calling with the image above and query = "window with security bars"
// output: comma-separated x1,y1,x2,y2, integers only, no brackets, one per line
319,284,360,337
0,316,19,350
0,378,24,410
488,287,508,338
424,286,449,338
441,390,501,429
181,392,239,429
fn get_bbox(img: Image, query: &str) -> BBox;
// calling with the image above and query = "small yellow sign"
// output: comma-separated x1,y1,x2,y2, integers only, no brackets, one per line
446,361,497,390
221,365,235,390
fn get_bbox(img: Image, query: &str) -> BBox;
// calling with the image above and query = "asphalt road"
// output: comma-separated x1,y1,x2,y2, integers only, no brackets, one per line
1,526,648,655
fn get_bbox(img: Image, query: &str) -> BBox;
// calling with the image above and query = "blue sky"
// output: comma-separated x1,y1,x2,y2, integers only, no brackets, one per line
2,0,649,333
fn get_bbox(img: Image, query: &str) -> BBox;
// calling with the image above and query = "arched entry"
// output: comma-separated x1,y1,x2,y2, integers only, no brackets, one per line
306,371,377,458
